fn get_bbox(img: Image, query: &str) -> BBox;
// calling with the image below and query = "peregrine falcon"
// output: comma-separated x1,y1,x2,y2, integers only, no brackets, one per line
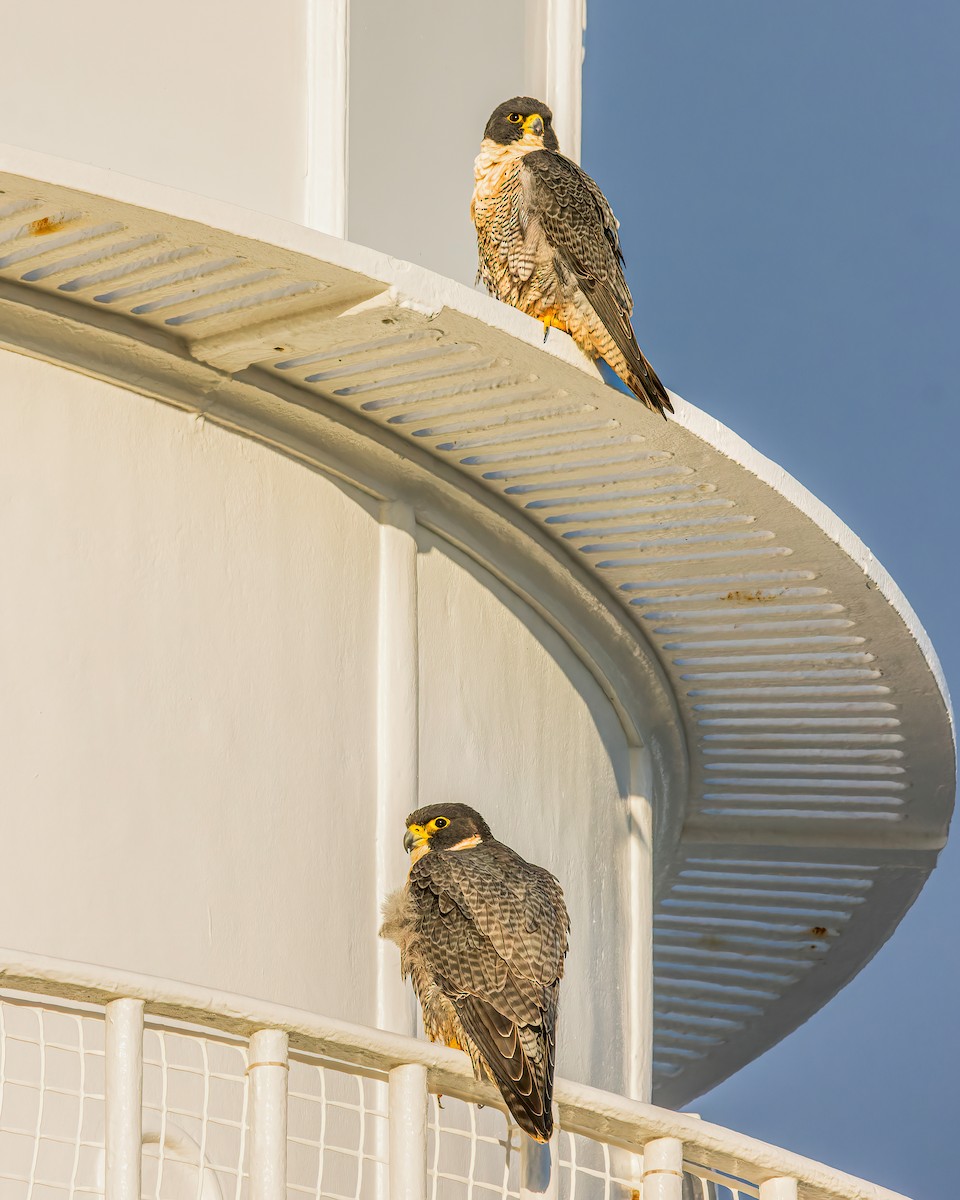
380,803,570,1142
472,97,672,417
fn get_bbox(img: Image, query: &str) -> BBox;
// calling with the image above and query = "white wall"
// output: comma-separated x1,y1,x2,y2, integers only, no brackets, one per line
0,348,636,1092
0,1,310,224
347,0,551,285
0,349,381,1018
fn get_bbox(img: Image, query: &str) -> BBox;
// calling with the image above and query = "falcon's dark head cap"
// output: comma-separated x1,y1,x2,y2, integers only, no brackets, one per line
484,97,559,151
403,803,493,855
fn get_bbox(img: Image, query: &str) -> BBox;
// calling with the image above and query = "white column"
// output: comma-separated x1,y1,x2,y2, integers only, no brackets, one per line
388,1063,428,1200
248,1029,289,1200
104,998,144,1200
304,0,349,236
641,1137,683,1200
627,745,654,1103
760,1179,798,1200
546,0,586,162
376,500,420,1037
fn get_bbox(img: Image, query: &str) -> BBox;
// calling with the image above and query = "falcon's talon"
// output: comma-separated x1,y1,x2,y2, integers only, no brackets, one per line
379,803,569,1143
472,97,672,417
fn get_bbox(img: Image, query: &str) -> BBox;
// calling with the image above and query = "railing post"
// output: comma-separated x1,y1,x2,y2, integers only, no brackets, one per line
760,1179,798,1200
105,997,144,1200
248,1029,289,1200
642,1137,683,1200
520,1106,559,1200
388,1063,428,1200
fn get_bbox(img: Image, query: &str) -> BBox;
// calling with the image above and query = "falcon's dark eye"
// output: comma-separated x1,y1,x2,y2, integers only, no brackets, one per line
434,817,449,829
507,113,522,124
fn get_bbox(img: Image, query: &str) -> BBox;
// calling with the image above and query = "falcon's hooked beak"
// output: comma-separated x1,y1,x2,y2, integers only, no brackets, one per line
523,113,544,138
403,824,428,854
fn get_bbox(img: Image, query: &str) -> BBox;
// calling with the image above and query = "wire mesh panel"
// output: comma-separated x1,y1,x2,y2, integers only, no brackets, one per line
427,1094,519,1200
141,1025,250,1200
287,1056,387,1200
0,997,106,1200
558,1132,639,1200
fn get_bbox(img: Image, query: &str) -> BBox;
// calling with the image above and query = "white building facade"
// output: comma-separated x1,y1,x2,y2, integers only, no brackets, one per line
0,5,952,1199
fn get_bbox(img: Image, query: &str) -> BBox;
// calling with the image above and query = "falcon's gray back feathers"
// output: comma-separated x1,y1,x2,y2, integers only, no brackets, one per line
380,803,569,1142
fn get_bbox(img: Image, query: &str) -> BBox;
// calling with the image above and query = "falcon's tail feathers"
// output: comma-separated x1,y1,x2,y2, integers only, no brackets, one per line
456,995,555,1142
581,282,673,417
623,352,673,419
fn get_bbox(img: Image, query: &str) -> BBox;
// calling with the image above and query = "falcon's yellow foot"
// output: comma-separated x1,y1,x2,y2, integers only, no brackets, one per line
437,1035,462,1107
541,312,568,343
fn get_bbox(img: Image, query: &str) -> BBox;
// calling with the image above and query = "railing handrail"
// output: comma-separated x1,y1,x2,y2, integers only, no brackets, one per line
0,949,908,1200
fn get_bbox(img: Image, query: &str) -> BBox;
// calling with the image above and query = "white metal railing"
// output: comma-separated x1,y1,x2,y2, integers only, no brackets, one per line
0,951,908,1200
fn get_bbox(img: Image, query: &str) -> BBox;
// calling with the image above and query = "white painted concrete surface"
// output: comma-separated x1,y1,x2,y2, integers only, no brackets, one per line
0,350,381,1017
0,1,310,225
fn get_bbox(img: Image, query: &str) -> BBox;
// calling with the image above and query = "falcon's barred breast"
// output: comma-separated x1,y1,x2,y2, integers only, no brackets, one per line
380,804,570,1142
471,97,672,417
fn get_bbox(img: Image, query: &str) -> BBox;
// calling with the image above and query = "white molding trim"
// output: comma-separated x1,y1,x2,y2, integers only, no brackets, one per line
546,0,586,162
305,0,349,236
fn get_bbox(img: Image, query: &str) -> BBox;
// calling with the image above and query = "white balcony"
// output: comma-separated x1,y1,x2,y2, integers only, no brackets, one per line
0,953,908,1200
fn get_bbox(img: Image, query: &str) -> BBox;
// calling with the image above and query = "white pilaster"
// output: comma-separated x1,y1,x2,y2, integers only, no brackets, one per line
376,500,420,1036
627,744,654,1103
546,0,586,162
305,0,350,235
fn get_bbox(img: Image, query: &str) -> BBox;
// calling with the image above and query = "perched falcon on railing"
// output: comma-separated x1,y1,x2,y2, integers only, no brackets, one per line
472,97,672,417
380,803,570,1142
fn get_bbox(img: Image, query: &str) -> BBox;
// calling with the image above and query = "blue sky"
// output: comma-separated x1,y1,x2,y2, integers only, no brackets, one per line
582,2,958,1194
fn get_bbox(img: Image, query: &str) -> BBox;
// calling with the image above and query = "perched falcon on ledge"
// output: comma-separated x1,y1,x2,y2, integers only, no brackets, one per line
472,97,672,417
380,803,570,1142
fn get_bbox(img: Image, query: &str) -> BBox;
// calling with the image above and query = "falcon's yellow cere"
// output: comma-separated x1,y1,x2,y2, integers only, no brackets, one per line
472,97,672,417
380,804,569,1142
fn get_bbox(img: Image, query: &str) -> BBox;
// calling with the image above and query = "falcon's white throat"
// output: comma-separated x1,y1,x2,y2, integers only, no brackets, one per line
449,834,482,851
472,135,544,208
408,833,482,867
